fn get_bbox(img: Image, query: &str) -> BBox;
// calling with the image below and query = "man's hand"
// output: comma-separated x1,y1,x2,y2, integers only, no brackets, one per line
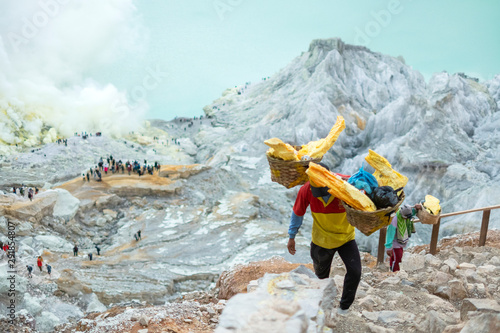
287,238,296,255
415,204,422,210
386,249,393,257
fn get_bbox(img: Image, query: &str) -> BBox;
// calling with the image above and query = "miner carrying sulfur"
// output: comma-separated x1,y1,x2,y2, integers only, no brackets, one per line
287,163,361,317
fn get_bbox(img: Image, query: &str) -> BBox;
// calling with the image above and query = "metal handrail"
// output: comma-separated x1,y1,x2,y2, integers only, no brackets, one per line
376,204,500,265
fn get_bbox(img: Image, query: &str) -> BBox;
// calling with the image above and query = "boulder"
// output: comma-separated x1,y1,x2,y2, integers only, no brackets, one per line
458,263,477,270
400,253,425,272
102,209,118,219
216,271,325,333
443,258,459,271
158,164,209,179
362,310,416,324
52,188,80,221
477,265,498,276
449,279,468,301
22,293,43,316
96,194,123,210
460,298,500,320
4,191,58,222
460,312,500,333
109,181,182,197
86,293,107,313
33,235,73,253
418,310,458,333
35,311,60,333
216,257,314,300
139,315,149,326
0,218,33,236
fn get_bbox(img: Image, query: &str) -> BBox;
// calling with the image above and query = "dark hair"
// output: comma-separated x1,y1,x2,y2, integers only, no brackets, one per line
317,162,330,171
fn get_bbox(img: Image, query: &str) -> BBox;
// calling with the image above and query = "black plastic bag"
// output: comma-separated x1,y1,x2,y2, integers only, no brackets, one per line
370,186,401,209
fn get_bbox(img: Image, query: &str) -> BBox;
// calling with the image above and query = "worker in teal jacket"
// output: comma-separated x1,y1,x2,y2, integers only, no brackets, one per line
385,204,422,272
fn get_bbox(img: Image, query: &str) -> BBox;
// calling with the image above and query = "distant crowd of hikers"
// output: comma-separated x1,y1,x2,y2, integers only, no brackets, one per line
12,185,39,201
1,226,144,280
73,243,102,261
82,155,161,182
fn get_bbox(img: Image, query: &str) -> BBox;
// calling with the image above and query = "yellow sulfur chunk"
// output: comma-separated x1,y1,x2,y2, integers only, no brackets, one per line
306,162,376,212
264,138,300,161
297,116,346,159
365,150,408,190
423,195,441,215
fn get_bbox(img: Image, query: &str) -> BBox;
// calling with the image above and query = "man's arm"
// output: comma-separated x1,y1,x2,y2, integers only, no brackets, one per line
287,211,304,255
385,224,396,257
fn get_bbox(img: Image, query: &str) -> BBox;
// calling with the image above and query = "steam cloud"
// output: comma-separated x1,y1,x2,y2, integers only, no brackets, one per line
0,0,147,148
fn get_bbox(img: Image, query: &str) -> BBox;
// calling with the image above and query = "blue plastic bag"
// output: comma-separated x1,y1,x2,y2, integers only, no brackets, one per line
347,164,378,194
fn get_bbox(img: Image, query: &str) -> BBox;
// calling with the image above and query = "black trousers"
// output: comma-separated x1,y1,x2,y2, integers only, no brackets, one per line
310,240,362,310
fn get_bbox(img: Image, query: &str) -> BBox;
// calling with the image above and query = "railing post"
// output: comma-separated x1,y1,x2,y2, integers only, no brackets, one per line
479,209,491,246
377,227,387,265
429,217,441,255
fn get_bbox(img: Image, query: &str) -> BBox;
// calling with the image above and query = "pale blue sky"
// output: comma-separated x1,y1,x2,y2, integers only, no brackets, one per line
96,0,500,120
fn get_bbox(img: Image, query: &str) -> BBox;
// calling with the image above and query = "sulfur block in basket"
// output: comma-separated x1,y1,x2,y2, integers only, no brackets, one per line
306,162,376,211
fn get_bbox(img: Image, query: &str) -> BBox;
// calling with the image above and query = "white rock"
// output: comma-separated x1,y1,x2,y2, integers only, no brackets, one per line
477,265,498,275
488,256,500,266
400,253,425,272
96,217,107,227
247,280,259,293
443,258,458,271
458,263,476,270
103,209,118,219
139,315,149,326
52,188,80,221
424,254,442,267
86,293,107,313
23,293,43,316
381,276,401,285
35,311,61,333
440,265,451,273
33,235,73,253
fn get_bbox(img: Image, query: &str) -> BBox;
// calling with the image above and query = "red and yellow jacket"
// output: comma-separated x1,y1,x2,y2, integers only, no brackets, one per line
292,181,355,249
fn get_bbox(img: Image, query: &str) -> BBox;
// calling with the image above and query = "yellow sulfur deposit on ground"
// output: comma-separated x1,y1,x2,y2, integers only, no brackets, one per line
364,150,408,191
264,116,346,161
306,162,376,212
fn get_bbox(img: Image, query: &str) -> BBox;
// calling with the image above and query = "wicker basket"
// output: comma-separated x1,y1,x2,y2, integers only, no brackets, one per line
416,208,440,225
266,153,322,189
342,191,406,236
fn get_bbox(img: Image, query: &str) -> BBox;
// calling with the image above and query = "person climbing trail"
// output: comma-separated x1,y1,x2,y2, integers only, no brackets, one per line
37,256,43,272
26,265,33,278
46,264,52,276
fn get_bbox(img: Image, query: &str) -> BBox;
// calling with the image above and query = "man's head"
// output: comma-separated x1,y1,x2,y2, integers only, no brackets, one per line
317,162,330,171
310,162,330,197
400,204,413,218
